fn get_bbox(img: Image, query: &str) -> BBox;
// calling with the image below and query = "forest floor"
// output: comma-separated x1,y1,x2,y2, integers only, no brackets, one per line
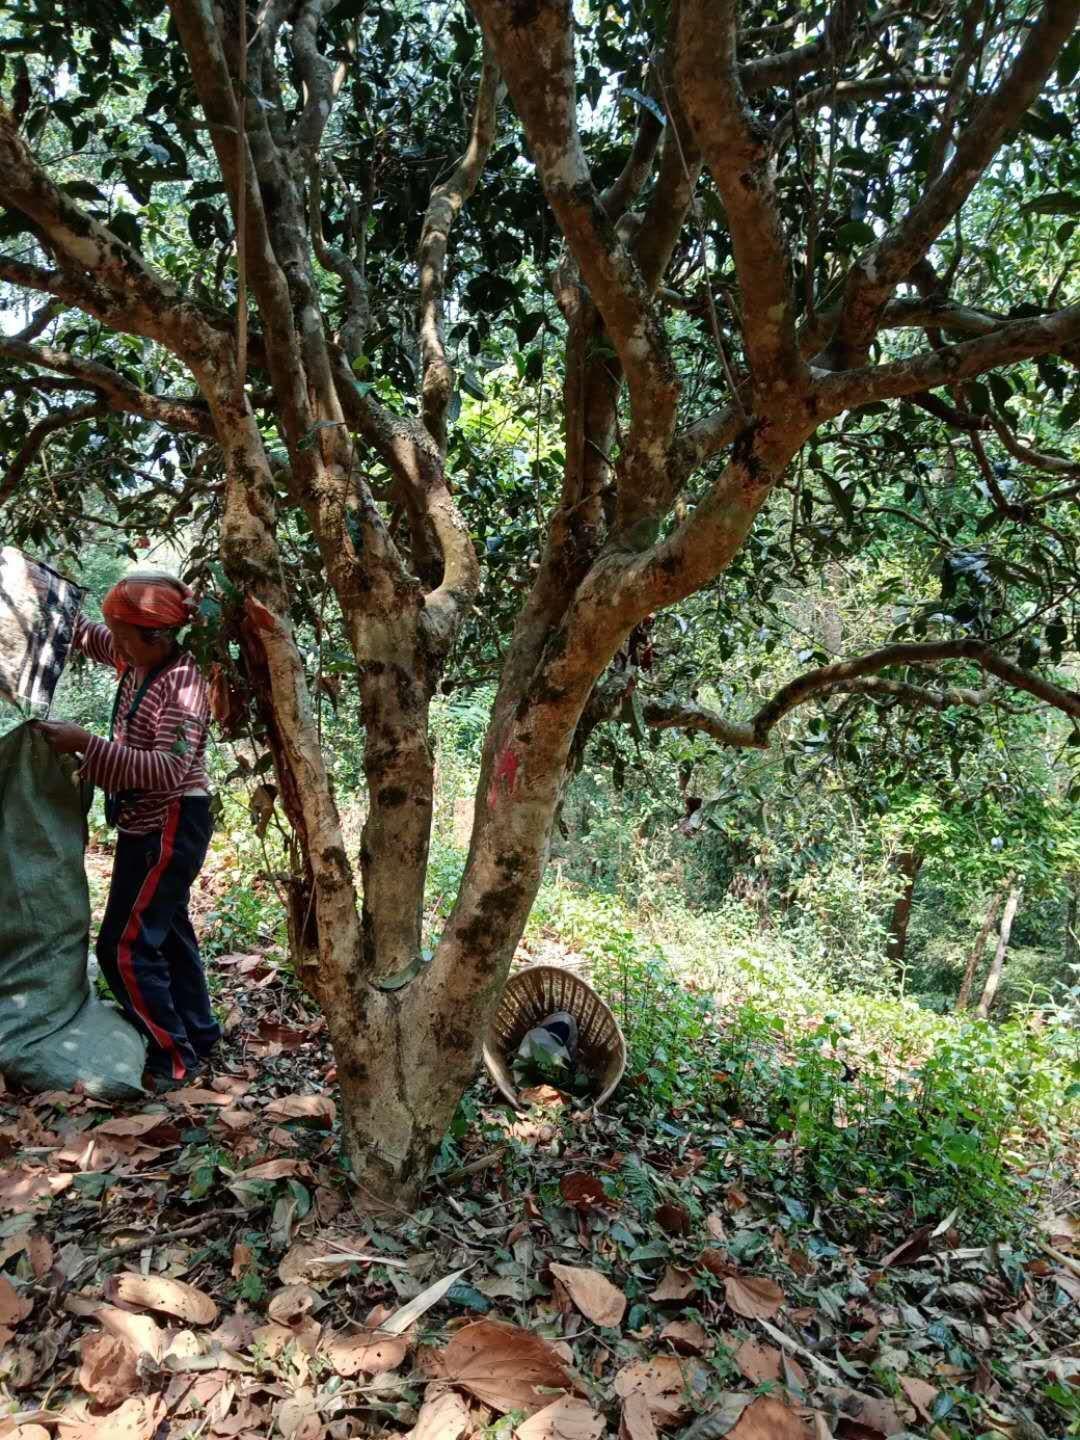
0,844,1078,1440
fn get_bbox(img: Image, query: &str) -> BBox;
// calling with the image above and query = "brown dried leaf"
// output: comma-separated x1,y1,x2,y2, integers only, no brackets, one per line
56,1393,166,1440
561,1173,609,1211
26,1232,53,1279
516,1396,607,1440
724,1275,784,1321
165,1087,233,1107
619,1393,659,1440
898,1377,937,1424
413,1387,471,1440
268,1284,320,1326
430,1319,576,1416
550,1264,626,1328
98,1304,167,1361
734,1339,782,1385
324,1326,409,1377
655,1204,691,1237
106,1271,218,1326
0,1168,72,1214
649,1267,697,1303
0,1424,50,1439
77,1332,139,1406
613,1356,711,1427
878,1226,933,1269
94,1112,179,1140
265,1094,336,1126
239,1158,309,1182
275,1388,323,1440
0,1276,32,1327
660,1321,711,1356
727,1396,812,1440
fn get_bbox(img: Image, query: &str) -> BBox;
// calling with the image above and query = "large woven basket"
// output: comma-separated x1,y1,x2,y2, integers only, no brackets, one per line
483,964,626,1109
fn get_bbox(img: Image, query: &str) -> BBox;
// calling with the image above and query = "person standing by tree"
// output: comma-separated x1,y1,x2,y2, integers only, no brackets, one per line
35,571,218,1092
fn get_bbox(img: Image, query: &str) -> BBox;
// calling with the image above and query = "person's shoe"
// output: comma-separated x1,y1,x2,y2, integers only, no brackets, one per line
143,1061,203,1095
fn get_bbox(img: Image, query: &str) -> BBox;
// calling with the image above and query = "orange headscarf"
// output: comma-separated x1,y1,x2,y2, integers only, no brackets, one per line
102,571,198,630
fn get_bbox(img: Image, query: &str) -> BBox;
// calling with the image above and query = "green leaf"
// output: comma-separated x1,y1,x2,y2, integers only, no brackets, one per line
836,219,876,249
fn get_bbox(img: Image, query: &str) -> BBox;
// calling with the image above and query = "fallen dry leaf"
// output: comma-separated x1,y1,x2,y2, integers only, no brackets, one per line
0,1425,50,1439
661,1320,711,1355
898,1376,938,1423
106,1271,218,1326
164,1086,233,1107
56,1393,166,1440
734,1338,783,1384
560,1173,609,1211
93,1112,179,1140
0,1168,72,1213
26,1232,53,1279
97,1304,166,1361
725,1275,785,1321
516,1395,607,1440
413,1386,471,1440
324,1325,409,1377
268,1284,320,1325
0,1276,32,1327
879,1225,933,1269
619,1393,659,1440
727,1396,812,1440
654,1203,691,1236
551,1263,626,1328
77,1332,139,1406
430,1319,577,1416
275,1388,323,1440
265,1093,336,1126
613,1356,711,1427
238,1157,310,1181
649,1267,697,1303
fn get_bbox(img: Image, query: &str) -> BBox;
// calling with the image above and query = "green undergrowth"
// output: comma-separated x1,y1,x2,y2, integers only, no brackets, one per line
192,821,1079,1246
529,884,1079,1243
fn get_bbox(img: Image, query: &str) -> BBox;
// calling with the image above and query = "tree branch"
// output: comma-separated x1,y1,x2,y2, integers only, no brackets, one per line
0,338,216,436
418,48,501,455
0,400,109,510
815,305,1080,415
675,0,805,399
0,114,210,357
825,0,1080,367
640,673,997,750
469,0,679,527
752,640,1080,738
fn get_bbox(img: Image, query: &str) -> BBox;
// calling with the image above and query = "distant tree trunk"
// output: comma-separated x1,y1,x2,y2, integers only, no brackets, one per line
886,851,923,969
956,887,1006,1010
1065,878,1079,969
976,885,1023,1018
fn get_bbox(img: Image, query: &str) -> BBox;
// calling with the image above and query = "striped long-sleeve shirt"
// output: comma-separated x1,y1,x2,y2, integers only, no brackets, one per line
73,615,211,834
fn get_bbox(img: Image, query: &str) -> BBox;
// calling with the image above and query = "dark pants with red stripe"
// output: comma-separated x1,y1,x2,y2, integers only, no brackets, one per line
96,797,220,1081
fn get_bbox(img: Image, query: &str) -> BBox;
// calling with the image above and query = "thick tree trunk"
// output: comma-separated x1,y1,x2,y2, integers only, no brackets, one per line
886,850,923,969
956,887,1005,1010
976,885,1022,1018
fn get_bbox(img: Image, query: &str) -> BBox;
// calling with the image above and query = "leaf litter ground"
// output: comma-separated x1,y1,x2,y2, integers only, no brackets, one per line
1,855,1078,1440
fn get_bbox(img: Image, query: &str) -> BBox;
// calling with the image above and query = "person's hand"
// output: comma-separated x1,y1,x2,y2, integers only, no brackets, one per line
34,720,92,755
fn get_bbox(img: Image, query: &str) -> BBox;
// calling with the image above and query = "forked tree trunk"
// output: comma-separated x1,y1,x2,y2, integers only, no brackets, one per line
956,887,1006,1011
886,850,923,969
976,885,1023,1018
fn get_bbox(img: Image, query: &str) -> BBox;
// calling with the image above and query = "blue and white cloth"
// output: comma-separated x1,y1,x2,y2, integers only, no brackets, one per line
0,546,85,712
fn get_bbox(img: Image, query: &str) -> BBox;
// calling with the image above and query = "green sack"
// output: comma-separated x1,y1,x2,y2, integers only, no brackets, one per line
0,722,146,1100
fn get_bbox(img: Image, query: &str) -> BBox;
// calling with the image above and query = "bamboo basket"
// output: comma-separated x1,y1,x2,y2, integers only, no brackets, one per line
483,964,626,1109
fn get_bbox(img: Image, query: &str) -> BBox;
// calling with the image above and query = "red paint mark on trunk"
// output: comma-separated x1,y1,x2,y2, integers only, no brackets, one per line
487,745,519,807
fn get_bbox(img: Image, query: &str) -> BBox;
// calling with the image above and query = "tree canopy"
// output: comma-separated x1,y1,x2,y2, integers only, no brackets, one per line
1,0,1079,1201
